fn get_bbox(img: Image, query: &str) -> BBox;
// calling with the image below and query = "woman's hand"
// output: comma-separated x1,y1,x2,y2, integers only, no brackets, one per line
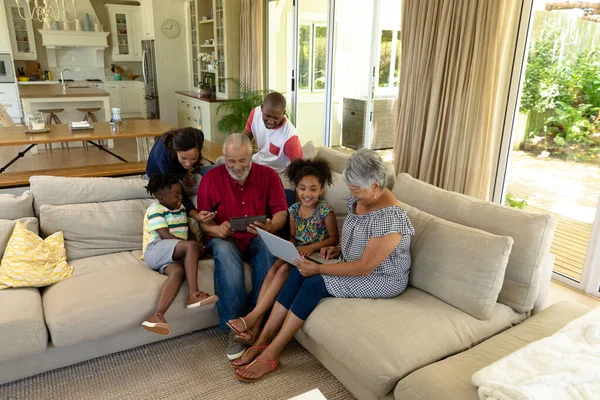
297,245,316,257
183,170,195,188
294,257,320,277
194,210,216,224
320,246,341,260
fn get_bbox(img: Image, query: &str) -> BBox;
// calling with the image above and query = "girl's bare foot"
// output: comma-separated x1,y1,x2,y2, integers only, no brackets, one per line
232,344,267,367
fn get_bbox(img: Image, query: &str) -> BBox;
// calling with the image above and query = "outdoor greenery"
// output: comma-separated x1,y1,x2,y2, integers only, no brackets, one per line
520,18,600,163
216,79,274,134
505,193,528,209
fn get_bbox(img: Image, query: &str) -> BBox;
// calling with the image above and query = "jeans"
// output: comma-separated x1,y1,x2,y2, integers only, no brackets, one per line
207,235,277,330
276,268,331,320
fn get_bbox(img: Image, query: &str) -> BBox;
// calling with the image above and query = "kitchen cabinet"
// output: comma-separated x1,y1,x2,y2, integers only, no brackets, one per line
0,0,11,53
140,0,155,40
4,0,37,60
106,4,142,62
105,81,146,118
176,92,224,145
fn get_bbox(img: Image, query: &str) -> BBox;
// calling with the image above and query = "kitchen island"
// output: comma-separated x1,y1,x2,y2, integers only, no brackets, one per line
18,84,112,152
19,84,111,122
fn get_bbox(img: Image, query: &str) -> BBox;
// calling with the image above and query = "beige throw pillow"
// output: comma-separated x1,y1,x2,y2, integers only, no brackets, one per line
408,205,514,320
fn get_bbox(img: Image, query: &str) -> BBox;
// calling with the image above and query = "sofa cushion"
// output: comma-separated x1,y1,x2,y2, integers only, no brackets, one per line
392,173,556,314
323,172,351,229
316,146,395,189
406,204,513,320
30,176,152,216
0,191,34,219
394,301,591,400
0,287,47,362
0,217,39,258
40,199,153,260
43,250,252,347
298,287,523,397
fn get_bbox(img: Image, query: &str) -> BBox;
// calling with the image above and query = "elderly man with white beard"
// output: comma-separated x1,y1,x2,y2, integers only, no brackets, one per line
197,133,288,360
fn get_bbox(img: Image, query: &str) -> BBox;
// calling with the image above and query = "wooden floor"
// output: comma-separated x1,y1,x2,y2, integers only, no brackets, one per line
548,279,600,309
509,182,592,281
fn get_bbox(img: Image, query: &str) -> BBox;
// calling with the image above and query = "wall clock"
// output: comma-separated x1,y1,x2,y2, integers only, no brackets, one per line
161,19,180,38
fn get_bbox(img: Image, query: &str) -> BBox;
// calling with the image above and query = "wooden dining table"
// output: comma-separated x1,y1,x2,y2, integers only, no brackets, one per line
0,119,175,173
0,119,223,174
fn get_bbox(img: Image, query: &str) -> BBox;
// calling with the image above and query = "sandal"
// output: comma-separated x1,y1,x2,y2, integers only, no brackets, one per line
234,358,281,382
226,317,248,334
186,291,218,309
233,329,255,346
231,345,267,369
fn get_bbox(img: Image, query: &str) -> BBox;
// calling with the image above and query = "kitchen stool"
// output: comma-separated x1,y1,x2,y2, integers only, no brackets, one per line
39,109,68,152
77,107,105,149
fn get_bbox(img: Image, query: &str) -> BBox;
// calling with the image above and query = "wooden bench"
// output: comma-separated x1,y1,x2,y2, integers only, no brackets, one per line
0,161,147,188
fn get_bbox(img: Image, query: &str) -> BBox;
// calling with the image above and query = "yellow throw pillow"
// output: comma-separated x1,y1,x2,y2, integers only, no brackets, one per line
0,221,73,290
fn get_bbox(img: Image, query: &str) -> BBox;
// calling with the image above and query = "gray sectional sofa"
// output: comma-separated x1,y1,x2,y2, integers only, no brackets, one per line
0,146,590,399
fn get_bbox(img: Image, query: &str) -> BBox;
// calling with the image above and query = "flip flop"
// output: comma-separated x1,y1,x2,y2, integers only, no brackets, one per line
231,345,267,369
187,292,219,309
233,329,255,346
234,359,281,382
226,317,248,334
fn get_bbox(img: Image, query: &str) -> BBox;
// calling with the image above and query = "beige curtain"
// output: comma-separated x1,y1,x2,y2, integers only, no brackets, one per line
393,0,521,200
240,0,264,90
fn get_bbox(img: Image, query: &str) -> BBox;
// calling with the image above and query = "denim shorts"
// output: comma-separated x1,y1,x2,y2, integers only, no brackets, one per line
144,239,182,274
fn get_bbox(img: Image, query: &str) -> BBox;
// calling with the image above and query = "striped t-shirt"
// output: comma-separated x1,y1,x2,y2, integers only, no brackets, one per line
142,202,189,257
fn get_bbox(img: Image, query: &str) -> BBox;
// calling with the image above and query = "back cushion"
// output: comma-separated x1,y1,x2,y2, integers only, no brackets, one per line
315,147,396,189
393,173,556,314
40,199,153,260
323,172,350,230
0,192,34,219
404,203,513,320
30,176,152,216
0,217,39,258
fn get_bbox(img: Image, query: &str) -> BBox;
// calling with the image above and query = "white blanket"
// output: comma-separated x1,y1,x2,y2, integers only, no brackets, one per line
472,305,600,400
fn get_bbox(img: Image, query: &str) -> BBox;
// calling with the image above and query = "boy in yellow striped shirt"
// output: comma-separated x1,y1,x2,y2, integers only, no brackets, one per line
142,172,218,335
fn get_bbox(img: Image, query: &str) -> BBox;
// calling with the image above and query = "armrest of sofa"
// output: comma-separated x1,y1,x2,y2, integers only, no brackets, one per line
532,253,555,314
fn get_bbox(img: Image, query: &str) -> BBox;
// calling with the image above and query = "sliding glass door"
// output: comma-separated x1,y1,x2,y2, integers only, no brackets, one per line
496,0,600,297
266,0,400,152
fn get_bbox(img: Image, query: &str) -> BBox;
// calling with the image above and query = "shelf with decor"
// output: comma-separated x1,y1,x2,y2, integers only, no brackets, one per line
106,4,142,62
187,0,239,99
4,1,37,60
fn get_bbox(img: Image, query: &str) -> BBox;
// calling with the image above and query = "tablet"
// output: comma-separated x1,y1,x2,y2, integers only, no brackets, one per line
230,215,267,232
256,228,341,265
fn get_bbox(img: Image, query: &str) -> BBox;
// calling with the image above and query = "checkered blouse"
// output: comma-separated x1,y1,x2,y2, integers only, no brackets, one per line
322,198,415,298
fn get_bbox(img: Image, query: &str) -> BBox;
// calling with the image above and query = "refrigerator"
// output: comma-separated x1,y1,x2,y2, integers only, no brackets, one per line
142,40,159,119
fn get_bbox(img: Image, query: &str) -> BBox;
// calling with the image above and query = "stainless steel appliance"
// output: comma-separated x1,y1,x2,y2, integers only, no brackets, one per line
0,53,15,83
142,40,159,119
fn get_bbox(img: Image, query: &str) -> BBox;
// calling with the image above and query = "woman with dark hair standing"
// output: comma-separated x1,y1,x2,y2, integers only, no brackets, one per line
146,127,215,224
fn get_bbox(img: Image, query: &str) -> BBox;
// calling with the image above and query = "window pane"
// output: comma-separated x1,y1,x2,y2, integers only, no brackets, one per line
299,25,311,90
313,26,327,90
378,30,393,87
394,30,401,87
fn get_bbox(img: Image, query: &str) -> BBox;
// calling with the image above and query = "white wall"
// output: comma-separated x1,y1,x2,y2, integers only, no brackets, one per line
152,0,190,125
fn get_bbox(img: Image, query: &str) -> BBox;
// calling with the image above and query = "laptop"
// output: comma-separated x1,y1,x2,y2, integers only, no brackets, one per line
256,228,340,265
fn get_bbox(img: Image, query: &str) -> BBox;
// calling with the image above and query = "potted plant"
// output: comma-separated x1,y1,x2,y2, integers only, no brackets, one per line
198,82,213,99
216,79,275,134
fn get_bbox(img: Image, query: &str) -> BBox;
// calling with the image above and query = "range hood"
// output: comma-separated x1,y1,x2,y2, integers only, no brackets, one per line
38,29,109,48
39,30,109,69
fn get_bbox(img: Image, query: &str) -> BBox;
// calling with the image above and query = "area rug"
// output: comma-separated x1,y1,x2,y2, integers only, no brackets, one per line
0,328,356,400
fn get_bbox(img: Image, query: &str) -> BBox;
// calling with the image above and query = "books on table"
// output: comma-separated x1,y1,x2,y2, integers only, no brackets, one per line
68,121,93,131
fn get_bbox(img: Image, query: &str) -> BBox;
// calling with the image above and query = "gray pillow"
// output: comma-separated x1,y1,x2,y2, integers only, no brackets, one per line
408,205,514,320
40,199,153,260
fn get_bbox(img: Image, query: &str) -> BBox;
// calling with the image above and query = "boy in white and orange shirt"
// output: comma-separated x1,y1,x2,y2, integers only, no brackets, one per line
242,92,303,173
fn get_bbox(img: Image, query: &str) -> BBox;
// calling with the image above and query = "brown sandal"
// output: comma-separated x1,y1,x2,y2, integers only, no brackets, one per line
226,316,248,334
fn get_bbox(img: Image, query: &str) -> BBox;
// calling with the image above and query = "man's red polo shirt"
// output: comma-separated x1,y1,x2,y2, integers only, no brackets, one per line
197,163,287,253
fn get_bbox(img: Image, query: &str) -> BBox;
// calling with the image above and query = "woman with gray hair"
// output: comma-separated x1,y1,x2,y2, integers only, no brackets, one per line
234,149,414,382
